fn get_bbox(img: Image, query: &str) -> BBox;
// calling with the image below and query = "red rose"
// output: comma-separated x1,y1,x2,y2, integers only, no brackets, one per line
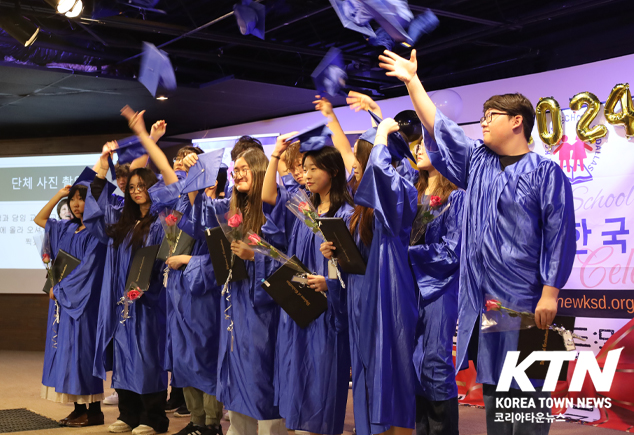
248,233,261,245
485,299,501,311
430,195,442,207
165,214,178,226
227,213,243,228
42,253,51,264
298,202,310,213
128,289,142,300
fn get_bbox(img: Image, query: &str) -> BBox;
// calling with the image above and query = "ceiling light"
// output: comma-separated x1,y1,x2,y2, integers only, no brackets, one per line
44,0,83,16
157,96,168,100
65,0,83,18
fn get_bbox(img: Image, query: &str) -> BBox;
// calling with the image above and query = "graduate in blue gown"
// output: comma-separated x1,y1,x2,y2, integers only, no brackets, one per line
279,141,307,195
84,107,180,435
321,105,419,435
260,128,353,435
35,177,107,428
183,147,285,435
408,143,464,435
380,49,576,435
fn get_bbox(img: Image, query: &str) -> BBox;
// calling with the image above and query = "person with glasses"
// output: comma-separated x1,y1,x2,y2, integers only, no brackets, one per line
182,147,286,435
84,107,180,435
379,49,576,435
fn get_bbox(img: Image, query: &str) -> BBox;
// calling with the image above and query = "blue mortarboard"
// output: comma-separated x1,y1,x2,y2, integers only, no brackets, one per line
234,0,265,40
368,27,395,51
287,120,335,153
365,110,415,162
116,136,146,164
362,0,414,45
312,48,347,98
408,9,439,44
107,155,117,180
330,0,376,38
181,148,225,194
139,42,177,97
73,167,97,187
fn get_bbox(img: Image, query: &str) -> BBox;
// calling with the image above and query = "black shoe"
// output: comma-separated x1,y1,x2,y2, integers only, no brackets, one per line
175,422,207,435
174,404,191,417
207,424,223,435
166,387,185,412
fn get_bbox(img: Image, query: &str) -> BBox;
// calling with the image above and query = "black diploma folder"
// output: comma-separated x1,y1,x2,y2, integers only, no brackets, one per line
125,244,160,292
42,249,81,294
517,315,576,381
205,227,248,286
157,229,196,270
317,217,366,274
261,255,328,329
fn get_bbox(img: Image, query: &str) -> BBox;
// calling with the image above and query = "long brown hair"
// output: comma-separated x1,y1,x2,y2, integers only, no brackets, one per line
349,139,375,247
230,148,268,236
415,170,458,203
107,168,159,251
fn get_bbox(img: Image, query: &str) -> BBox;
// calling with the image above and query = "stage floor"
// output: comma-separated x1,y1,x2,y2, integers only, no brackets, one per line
0,351,620,435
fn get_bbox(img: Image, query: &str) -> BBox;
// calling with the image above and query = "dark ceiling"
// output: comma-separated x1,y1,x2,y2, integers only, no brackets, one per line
1,0,634,141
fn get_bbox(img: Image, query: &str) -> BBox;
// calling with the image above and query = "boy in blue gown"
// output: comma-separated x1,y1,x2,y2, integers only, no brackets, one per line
380,50,576,435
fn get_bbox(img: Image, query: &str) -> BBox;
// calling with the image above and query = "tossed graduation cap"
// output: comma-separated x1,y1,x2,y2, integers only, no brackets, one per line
362,0,414,45
368,27,395,51
138,42,177,97
287,120,334,153
407,9,439,44
312,48,347,97
73,167,97,187
116,136,146,164
180,148,225,194
364,110,415,162
234,0,265,40
329,0,376,38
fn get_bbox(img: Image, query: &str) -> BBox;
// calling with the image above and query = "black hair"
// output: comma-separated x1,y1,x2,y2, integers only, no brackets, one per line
107,168,159,251
216,167,228,194
483,93,535,142
67,185,88,224
115,163,130,179
302,146,354,218
231,136,264,161
177,145,204,158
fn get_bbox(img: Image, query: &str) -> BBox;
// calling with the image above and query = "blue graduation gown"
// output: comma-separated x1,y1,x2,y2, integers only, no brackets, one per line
262,187,351,434
188,195,281,421
164,195,221,396
281,174,307,196
351,144,419,434
424,109,577,389
41,219,107,397
84,183,169,395
408,189,464,401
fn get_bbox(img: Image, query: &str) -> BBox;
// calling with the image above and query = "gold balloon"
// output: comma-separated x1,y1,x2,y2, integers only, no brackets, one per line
535,97,564,150
604,83,634,138
569,91,608,143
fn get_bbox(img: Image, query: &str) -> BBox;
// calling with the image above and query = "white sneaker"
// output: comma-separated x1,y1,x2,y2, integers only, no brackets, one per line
132,424,156,435
109,420,132,433
104,391,119,405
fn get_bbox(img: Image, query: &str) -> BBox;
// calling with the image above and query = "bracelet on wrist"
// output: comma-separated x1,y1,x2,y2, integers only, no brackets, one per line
271,154,280,159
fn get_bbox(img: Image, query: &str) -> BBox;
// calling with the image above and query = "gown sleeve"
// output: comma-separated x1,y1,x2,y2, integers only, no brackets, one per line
354,144,418,237
84,177,120,244
183,254,219,298
424,109,477,190
261,186,294,250
408,190,464,300
538,162,577,289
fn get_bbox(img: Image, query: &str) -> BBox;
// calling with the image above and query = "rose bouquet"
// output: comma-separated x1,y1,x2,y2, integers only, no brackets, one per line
410,195,451,245
245,231,307,274
285,189,326,241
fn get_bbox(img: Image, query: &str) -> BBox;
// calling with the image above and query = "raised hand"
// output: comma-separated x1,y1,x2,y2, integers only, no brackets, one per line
313,95,335,119
150,120,167,140
377,118,400,136
378,49,418,84
56,185,72,199
346,90,380,113
182,152,199,170
274,131,299,155
120,105,147,137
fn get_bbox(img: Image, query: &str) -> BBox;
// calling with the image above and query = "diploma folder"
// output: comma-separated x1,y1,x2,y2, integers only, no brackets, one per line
261,255,328,329
42,249,81,294
205,227,248,286
317,217,366,274
517,315,576,381
125,244,160,292
157,230,196,269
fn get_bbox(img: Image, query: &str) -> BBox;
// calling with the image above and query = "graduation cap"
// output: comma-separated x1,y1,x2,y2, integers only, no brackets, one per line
329,0,376,38
233,0,265,40
362,111,415,162
368,27,395,51
138,42,177,97
180,148,225,194
288,121,334,153
73,167,97,187
311,48,347,98
407,9,439,44
116,136,146,164
362,0,414,45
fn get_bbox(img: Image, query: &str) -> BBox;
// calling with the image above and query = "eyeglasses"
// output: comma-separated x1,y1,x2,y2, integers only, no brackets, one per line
231,167,251,179
128,184,146,193
480,111,509,124
173,157,183,163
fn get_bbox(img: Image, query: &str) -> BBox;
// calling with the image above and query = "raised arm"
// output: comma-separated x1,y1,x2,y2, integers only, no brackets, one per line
120,106,178,186
314,96,355,175
262,132,298,206
34,186,71,228
346,90,383,120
